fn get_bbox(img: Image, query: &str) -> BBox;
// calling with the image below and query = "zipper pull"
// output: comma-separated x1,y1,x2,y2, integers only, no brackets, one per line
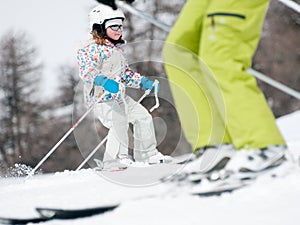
211,16,215,28
89,85,95,97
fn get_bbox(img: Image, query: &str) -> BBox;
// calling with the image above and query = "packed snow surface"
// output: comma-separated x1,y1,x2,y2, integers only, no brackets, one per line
0,111,299,225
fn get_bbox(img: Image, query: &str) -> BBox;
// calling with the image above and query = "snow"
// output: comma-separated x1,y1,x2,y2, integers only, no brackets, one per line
1,1,299,224
0,111,299,225
277,110,300,143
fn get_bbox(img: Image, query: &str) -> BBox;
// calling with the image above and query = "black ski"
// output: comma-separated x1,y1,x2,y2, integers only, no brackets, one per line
0,204,119,224
0,217,49,225
36,205,118,219
189,158,292,196
190,178,251,197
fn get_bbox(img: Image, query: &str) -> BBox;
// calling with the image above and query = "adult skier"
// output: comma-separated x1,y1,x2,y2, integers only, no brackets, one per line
76,4,170,165
163,0,291,174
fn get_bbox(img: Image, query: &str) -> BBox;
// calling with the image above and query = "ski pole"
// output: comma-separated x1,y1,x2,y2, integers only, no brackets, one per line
116,0,171,32
75,82,160,171
75,136,108,171
28,105,94,177
247,68,300,100
278,0,300,14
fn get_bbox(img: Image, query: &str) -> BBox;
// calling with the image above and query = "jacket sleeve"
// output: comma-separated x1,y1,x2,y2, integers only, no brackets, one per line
124,64,143,89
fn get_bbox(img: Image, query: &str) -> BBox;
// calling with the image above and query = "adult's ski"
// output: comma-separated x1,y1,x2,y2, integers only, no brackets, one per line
0,204,119,224
188,158,294,196
0,217,48,225
190,178,250,197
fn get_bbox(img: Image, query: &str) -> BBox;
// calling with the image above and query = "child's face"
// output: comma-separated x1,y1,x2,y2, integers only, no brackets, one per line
106,25,123,41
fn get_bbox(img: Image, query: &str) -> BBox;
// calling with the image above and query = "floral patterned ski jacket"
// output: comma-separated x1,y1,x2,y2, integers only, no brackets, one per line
77,39,143,107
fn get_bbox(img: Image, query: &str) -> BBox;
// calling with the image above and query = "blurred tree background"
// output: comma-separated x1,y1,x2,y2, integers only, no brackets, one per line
0,0,299,175
254,0,300,116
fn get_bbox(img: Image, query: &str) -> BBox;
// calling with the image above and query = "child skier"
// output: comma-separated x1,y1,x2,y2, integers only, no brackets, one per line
76,4,169,165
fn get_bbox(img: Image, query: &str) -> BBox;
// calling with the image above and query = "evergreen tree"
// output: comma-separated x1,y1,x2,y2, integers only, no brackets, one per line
0,31,42,167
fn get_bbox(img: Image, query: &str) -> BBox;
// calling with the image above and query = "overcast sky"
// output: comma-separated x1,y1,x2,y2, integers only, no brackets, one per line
0,0,97,98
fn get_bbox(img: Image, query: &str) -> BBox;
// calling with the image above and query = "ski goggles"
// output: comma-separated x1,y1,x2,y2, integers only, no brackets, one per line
108,25,123,31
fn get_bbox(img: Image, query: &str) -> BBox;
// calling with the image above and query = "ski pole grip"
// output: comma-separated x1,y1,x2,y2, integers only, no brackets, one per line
153,80,159,95
149,80,160,112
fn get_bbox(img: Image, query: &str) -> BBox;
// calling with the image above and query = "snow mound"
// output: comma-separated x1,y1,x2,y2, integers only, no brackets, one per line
277,110,300,142
277,110,300,162
0,111,299,225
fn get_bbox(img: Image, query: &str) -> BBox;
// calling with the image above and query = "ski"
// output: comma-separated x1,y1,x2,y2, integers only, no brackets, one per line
94,153,193,172
190,178,250,197
0,204,119,224
94,159,128,172
0,217,48,225
189,158,294,196
36,205,118,219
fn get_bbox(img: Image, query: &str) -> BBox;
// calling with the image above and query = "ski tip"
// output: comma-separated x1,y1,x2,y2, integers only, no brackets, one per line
36,204,119,219
0,217,49,225
190,182,248,197
0,204,120,224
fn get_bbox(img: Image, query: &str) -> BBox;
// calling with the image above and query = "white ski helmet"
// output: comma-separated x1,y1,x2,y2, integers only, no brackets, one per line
89,4,125,33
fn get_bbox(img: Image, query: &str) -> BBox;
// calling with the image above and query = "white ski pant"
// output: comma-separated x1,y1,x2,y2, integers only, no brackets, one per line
94,96,158,162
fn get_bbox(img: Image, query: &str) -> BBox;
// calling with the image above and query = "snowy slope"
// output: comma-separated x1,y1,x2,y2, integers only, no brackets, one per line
0,111,299,225
277,110,300,164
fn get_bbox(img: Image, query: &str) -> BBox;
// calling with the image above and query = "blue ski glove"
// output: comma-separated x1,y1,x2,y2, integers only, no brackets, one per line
94,75,119,93
141,77,160,92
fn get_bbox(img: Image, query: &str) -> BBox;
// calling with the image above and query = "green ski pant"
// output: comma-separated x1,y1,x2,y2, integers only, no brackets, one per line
163,0,285,150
